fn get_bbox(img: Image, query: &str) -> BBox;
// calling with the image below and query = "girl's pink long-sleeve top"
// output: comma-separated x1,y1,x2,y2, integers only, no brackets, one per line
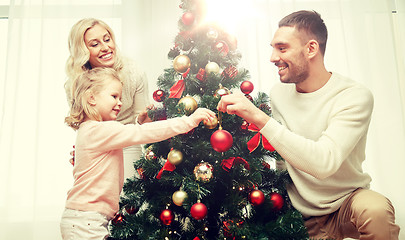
64,116,199,218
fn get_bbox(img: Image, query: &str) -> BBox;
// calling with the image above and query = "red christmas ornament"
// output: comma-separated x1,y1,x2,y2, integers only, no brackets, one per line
125,205,139,215
221,66,238,79
181,12,195,25
210,129,233,152
214,40,229,56
153,89,166,102
196,68,206,81
249,189,265,206
270,192,284,211
240,80,254,94
190,202,208,220
112,213,125,224
160,209,174,225
240,120,250,131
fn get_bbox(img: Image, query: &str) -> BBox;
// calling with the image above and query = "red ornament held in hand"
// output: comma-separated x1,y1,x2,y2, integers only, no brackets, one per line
240,80,254,94
210,129,233,152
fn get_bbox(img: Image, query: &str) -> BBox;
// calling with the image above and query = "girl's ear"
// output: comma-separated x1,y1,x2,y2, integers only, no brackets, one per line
86,91,97,106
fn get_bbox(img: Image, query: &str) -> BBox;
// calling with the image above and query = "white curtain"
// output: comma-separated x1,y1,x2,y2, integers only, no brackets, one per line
0,0,403,239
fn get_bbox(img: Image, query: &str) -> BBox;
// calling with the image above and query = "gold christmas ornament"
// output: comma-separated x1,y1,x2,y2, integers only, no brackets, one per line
167,149,183,165
214,85,231,98
193,162,214,182
172,190,188,206
173,55,191,73
205,62,220,75
178,96,198,115
145,146,157,160
203,116,218,129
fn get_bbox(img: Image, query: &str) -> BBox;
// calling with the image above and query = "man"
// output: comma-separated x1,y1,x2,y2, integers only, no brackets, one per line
217,10,400,240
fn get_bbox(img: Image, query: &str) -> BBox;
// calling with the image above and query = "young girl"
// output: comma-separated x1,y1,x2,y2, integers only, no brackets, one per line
60,67,215,239
65,18,151,180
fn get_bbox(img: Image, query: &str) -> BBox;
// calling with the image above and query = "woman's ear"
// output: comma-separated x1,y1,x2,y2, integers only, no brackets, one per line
86,91,97,106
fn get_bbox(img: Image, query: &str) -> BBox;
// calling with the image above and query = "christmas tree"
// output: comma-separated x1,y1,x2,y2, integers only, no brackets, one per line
110,0,308,239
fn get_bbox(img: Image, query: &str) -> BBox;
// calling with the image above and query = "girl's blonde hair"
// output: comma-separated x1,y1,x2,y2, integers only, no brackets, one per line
65,67,121,130
65,18,124,104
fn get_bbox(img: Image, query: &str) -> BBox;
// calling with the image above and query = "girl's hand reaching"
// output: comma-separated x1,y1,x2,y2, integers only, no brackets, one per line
189,108,216,124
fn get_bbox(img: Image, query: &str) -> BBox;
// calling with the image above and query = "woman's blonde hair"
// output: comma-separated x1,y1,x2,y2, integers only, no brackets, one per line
65,67,121,130
65,18,124,104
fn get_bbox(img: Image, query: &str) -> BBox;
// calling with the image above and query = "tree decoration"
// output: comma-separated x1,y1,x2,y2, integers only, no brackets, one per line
153,89,166,102
167,149,183,166
190,201,208,220
160,209,174,225
193,162,214,182
145,146,157,160
270,192,284,211
240,80,254,94
210,129,233,152
214,84,231,98
205,61,220,75
181,12,195,25
249,189,265,206
203,115,218,129
178,95,198,115
112,213,125,225
206,29,218,41
221,65,238,79
247,123,275,152
125,205,139,215
214,40,229,57
172,190,188,206
173,54,191,74
196,68,206,81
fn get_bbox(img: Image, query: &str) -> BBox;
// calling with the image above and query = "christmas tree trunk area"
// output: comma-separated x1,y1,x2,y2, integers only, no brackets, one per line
109,0,309,239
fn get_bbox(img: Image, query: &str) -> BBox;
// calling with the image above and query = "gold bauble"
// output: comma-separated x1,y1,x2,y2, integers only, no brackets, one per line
205,62,220,74
178,96,198,115
173,55,191,73
203,116,218,129
193,162,214,182
172,190,188,206
167,149,183,165
214,85,231,98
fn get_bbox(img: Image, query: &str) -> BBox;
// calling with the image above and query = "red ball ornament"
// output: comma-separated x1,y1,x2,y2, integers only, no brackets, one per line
240,80,254,94
181,12,195,26
269,192,284,211
153,89,166,102
112,213,125,224
125,205,139,215
160,209,174,225
210,129,233,152
249,189,265,206
190,202,208,220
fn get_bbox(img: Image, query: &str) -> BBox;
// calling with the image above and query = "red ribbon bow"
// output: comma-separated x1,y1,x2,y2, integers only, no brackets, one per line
221,157,250,172
169,68,190,98
247,123,275,152
156,160,176,179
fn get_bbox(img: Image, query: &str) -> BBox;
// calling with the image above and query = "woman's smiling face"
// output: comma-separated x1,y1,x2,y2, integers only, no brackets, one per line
84,24,116,68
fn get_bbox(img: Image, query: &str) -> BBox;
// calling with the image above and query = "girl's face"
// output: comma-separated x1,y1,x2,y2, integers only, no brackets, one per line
84,24,116,68
92,78,122,121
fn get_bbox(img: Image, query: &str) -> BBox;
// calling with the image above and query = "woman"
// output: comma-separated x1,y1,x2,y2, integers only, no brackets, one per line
65,18,151,181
